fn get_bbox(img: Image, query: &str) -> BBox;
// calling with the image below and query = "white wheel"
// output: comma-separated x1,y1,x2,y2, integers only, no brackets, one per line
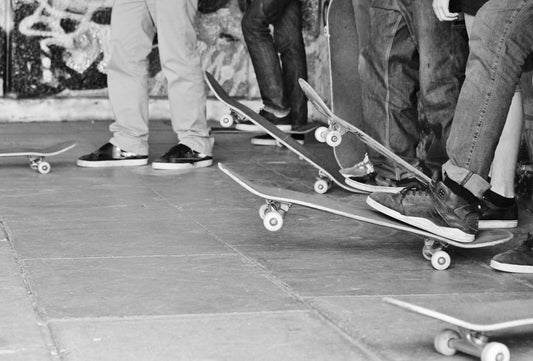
37,161,51,174
431,250,451,270
259,204,269,220
314,179,329,194
263,211,284,232
434,329,460,356
326,130,342,147
481,342,510,361
314,126,328,143
219,114,234,127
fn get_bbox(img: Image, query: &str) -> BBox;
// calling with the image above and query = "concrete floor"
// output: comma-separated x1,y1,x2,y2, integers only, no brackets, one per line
1,120,533,361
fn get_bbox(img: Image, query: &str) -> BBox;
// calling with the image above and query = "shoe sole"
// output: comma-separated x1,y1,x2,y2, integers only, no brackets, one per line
250,138,303,146
366,196,475,243
478,220,518,229
235,123,292,132
490,259,533,273
345,177,403,193
151,159,213,170
77,159,148,167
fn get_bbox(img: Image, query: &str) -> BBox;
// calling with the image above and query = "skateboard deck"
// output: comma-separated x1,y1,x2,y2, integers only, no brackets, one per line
0,141,77,174
300,78,432,185
384,297,533,361
205,71,364,194
326,0,369,169
219,162,513,270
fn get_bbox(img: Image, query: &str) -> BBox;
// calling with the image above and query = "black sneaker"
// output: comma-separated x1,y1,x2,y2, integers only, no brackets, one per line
77,143,148,167
235,109,292,132
479,198,518,229
151,144,212,170
367,181,479,243
250,134,304,146
490,234,533,273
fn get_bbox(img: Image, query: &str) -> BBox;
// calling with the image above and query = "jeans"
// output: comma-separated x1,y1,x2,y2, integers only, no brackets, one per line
242,0,308,126
108,0,213,156
443,0,533,198
360,0,468,180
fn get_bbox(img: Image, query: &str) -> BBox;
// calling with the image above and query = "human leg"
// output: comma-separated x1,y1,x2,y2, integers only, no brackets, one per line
241,0,293,117
359,0,421,181
77,0,154,167
272,0,307,127
153,0,213,158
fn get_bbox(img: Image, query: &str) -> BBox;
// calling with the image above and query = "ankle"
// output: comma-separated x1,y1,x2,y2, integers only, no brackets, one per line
442,177,478,204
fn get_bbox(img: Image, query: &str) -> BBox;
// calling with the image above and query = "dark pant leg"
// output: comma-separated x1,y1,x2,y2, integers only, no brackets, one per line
242,0,297,116
272,0,308,126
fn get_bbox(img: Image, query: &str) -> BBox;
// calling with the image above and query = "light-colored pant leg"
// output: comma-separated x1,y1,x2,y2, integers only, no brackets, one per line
108,0,156,155
153,0,213,155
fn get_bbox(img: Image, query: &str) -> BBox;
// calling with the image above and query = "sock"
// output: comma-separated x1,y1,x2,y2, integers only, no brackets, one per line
443,177,479,204
484,190,515,208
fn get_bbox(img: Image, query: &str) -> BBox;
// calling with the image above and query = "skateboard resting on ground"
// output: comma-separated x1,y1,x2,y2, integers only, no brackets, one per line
205,71,363,194
299,78,432,186
0,141,77,174
384,297,533,361
218,162,512,270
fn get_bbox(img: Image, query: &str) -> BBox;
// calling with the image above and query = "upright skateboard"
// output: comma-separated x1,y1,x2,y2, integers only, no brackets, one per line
384,297,533,361
326,0,369,170
219,162,512,270
0,141,77,174
205,71,363,194
300,78,432,186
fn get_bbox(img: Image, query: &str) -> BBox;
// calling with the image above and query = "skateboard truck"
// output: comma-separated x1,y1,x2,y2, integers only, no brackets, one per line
315,170,334,194
28,156,51,174
434,328,510,361
315,123,344,147
422,239,452,271
219,110,244,128
259,200,292,232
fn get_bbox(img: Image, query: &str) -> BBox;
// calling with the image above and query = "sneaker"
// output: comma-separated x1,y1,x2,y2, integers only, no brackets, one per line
250,134,304,146
77,143,148,167
479,198,518,229
367,181,480,243
345,173,405,193
490,234,533,273
235,109,292,132
340,154,374,178
151,144,213,170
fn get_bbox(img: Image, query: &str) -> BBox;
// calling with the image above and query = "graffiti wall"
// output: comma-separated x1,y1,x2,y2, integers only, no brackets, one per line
1,0,328,100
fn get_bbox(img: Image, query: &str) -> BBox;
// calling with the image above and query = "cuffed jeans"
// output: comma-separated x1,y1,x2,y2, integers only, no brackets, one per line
360,0,467,180
242,0,308,126
107,0,213,156
443,0,533,198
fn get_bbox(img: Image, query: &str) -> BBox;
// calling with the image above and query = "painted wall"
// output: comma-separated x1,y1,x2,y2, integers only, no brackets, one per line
1,0,329,99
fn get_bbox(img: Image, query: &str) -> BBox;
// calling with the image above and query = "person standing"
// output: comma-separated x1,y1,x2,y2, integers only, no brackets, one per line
239,0,308,145
78,0,214,169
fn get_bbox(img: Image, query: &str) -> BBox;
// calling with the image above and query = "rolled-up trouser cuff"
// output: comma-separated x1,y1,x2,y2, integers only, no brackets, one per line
442,160,490,199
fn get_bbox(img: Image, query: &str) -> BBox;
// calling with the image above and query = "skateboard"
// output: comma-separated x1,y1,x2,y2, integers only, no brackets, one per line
384,297,533,361
0,141,77,174
205,71,364,194
219,162,513,270
299,78,432,185
326,0,370,170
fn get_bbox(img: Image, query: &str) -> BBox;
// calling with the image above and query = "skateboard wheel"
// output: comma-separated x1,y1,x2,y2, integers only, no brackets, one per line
37,161,51,174
315,126,328,143
326,131,342,147
219,114,234,128
431,251,451,271
314,179,329,194
259,204,269,220
481,342,510,361
434,329,459,356
264,211,283,232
